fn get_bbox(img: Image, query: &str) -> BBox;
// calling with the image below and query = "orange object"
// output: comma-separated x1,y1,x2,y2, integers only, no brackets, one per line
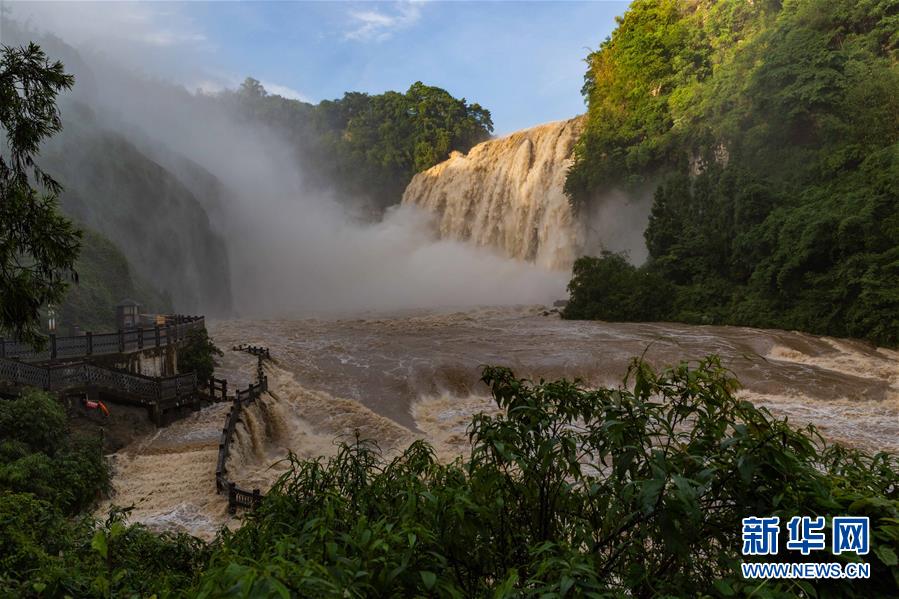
98,401,110,417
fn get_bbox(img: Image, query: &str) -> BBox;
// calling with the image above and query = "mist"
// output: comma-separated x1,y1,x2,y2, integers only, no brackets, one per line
582,188,654,266
6,14,568,318
99,71,568,316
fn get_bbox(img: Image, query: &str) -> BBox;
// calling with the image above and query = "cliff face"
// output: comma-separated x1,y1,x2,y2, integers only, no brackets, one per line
402,117,586,270
44,103,233,317
0,24,235,319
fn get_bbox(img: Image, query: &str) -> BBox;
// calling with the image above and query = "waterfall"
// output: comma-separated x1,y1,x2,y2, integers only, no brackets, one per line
402,116,586,270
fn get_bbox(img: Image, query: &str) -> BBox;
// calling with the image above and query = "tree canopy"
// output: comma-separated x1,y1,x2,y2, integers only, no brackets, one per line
222,78,493,212
564,0,899,346
0,42,80,347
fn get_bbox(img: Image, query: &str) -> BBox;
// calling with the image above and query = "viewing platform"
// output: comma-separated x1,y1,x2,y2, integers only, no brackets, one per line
0,312,224,425
0,314,206,363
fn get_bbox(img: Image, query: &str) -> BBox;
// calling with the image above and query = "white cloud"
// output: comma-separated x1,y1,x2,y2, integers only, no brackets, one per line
344,1,424,42
260,81,311,103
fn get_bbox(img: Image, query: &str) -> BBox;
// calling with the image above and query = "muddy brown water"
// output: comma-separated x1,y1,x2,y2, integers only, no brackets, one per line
100,306,899,538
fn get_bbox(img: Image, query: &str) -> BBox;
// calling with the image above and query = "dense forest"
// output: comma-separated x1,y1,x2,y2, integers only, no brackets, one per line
564,0,899,347
218,78,493,213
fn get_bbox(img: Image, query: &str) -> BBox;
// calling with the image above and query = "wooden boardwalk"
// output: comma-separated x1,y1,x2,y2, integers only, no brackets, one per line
0,315,223,424
0,315,272,512
0,315,205,362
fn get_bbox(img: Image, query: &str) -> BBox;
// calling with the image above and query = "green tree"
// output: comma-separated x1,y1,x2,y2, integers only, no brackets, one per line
563,252,674,321
179,328,223,383
564,0,899,346
0,42,80,347
223,80,493,212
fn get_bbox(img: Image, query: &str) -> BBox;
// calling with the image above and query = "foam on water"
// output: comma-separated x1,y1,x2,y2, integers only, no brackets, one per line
104,308,899,537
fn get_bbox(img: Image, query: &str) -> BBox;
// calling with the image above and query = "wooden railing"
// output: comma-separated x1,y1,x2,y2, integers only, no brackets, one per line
0,315,205,362
0,356,200,424
205,377,229,402
0,357,197,404
215,347,271,513
232,344,271,361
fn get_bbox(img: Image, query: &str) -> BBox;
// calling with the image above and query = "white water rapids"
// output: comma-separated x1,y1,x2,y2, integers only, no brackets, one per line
95,111,898,539
100,307,899,539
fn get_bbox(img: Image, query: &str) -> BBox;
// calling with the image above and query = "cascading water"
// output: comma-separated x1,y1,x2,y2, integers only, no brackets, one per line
223,363,416,492
98,114,899,539
402,117,586,269
101,308,899,539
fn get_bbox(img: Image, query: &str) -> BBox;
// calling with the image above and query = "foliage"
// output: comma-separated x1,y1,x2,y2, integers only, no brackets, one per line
0,498,207,598
179,328,224,383
0,389,109,515
1,361,898,596
80,509,208,599
0,42,81,348
0,390,202,598
564,0,899,346
0,492,73,588
563,252,674,321
192,359,898,597
222,78,493,212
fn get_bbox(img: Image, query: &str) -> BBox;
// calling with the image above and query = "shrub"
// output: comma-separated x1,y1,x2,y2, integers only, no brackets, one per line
0,500,206,598
0,389,108,515
0,388,67,455
192,358,899,597
0,492,70,580
179,328,224,383
563,252,675,322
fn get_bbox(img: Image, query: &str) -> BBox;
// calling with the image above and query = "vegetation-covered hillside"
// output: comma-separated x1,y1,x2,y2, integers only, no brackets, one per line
44,105,233,319
0,22,234,327
56,228,172,332
564,0,899,346
220,78,494,213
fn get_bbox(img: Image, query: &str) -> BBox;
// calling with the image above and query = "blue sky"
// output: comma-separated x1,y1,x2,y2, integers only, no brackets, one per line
7,1,629,134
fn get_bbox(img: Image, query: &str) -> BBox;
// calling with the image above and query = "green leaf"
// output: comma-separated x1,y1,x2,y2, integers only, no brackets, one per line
91,530,108,559
795,580,818,597
420,571,437,590
713,579,735,596
875,545,898,566
640,477,665,512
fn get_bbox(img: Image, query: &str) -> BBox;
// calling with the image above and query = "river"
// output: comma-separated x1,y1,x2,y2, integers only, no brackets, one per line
100,306,899,538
